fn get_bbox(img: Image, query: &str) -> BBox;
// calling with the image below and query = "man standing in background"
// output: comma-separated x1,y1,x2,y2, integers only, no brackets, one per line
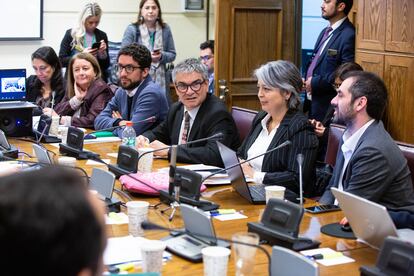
304,0,355,122
199,40,215,94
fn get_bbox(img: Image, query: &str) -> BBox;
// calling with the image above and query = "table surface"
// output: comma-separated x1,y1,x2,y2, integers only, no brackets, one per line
10,138,378,275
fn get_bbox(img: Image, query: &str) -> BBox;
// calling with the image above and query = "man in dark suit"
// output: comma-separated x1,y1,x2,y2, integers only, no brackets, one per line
304,0,355,122
319,71,414,214
136,58,240,167
199,40,215,94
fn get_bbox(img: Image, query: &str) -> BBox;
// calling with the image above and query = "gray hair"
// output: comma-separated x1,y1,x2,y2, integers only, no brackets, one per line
172,58,208,82
254,60,302,109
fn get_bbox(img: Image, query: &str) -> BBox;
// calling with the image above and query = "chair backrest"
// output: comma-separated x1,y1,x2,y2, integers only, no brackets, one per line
271,245,319,276
324,123,345,167
231,106,258,142
360,236,414,276
396,141,414,189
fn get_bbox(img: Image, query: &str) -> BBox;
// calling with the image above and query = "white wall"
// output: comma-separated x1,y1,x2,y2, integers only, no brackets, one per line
0,0,215,75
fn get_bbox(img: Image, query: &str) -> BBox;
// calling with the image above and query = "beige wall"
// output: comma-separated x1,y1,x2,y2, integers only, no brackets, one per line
0,0,215,75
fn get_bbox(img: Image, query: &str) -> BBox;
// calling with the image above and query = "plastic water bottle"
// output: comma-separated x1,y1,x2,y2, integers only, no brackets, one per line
121,121,136,147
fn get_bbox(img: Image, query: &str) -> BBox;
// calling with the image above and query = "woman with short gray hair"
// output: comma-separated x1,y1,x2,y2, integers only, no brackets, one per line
237,60,319,197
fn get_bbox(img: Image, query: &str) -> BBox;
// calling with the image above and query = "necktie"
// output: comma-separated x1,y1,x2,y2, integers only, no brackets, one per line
181,111,190,144
306,27,333,79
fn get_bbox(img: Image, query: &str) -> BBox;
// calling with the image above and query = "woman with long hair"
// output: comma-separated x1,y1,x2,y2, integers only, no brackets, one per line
44,53,113,128
27,46,65,115
121,0,176,104
59,2,110,81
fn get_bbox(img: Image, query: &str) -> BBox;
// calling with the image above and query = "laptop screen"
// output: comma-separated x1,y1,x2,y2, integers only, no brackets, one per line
0,69,27,101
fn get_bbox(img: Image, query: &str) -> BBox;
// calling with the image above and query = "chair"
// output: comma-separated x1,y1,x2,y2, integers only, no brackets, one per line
360,236,414,276
271,245,319,276
397,141,414,188
324,123,345,167
231,106,258,142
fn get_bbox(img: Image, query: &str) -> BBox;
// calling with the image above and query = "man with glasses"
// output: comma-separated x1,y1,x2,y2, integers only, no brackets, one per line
199,40,215,94
136,58,240,167
95,43,168,137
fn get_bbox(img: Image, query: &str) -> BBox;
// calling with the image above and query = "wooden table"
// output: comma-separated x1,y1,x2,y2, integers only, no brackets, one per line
10,138,378,275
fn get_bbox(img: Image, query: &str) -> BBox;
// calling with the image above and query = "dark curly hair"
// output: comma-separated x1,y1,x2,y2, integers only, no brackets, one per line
117,43,152,69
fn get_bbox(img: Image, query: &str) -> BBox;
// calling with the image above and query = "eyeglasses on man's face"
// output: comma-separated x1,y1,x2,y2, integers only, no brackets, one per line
115,64,142,74
199,55,213,62
175,79,206,93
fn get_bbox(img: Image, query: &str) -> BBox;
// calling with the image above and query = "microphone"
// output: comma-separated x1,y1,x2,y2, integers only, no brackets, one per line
32,114,62,144
59,127,99,160
141,220,271,276
85,116,157,139
51,91,56,111
296,153,304,206
202,140,292,183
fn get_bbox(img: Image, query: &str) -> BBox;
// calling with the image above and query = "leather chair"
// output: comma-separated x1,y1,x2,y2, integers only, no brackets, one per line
324,123,345,167
231,106,258,142
396,141,414,188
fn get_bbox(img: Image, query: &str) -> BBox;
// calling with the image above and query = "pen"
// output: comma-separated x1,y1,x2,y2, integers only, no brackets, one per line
307,252,343,260
210,209,236,216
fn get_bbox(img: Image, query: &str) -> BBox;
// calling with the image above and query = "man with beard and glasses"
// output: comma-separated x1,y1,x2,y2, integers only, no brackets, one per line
304,0,355,122
319,71,414,219
95,43,168,137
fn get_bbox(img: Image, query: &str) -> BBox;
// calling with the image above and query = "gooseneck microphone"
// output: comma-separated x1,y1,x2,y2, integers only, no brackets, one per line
85,116,157,139
202,140,292,183
141,220,272,276
296,153,304,206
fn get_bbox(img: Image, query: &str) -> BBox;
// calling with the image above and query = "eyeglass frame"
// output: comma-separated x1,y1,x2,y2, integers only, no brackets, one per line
115,64,143,74
175,79,207,93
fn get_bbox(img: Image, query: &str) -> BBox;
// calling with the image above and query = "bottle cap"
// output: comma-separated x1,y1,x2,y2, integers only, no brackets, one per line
126,121,133,127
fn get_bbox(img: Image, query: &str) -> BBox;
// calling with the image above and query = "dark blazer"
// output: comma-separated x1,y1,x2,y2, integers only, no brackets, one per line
59,28,110,81
54,78,113,129
238,110,319,196
320,121,414,212
26,75,66,116
306,18,355,121
143,94,240,167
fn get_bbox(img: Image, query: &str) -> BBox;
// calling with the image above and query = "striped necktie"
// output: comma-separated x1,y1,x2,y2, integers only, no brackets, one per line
181,111,190,144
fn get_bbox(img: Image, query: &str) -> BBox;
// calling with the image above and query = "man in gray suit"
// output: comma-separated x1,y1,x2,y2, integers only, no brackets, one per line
320,71,414,212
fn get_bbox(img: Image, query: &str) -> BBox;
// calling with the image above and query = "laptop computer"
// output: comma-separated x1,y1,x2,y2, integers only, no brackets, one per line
216,141,266,204
331,188,414,249
0,69,36,108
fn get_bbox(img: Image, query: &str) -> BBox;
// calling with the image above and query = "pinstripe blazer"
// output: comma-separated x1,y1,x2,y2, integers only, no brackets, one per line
238,109,319,196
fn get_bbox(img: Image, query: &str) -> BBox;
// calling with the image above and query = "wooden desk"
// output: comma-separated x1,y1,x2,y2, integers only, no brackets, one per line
9,139,378,275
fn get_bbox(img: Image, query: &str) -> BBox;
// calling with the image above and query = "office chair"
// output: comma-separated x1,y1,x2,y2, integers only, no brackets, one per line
271,245,319,276
360,236,414,276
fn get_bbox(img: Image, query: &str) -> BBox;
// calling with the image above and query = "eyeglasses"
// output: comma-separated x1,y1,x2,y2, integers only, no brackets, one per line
115,64,142,74
199,55,213,62
175,79,206,93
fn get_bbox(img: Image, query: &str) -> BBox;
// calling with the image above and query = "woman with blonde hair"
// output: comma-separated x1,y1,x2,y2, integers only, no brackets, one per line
59,2,110,81
44,53,113,128
121,0,176,104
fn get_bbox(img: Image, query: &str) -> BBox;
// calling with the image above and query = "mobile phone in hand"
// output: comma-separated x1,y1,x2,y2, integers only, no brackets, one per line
152,48,161,53
91,42,101,49
305,204,340,214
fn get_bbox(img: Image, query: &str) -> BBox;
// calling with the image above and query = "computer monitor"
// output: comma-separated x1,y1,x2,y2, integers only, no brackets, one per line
0,69,27,101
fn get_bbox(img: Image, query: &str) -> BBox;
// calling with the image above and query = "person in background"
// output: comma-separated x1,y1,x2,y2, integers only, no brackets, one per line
95,43,168,137
309,61,363,161
59,2,110,81
27,46,66,116
121,0,176,105
199,40,215,94
0,167,106,276
238,61,319,197
44,53,113,129
136,58,240,167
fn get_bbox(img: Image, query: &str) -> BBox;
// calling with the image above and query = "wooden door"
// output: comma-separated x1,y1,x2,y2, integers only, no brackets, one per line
215,0,302,110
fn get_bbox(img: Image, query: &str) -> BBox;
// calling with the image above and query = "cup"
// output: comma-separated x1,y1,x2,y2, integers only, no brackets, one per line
137,147,154,173
232,232,259,276
265,185,286,203
126,201,149,237
201,246,231,276
49,116,60,136
58,156,76,167
141,240,167,273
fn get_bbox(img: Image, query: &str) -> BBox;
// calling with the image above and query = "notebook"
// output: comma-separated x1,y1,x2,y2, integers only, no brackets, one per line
331,188,414,249
216,141,266,204
0,68,35,108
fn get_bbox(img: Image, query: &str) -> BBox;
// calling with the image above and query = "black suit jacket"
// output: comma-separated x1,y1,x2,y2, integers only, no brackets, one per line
306,18,355,121
238,110,319,196
143,94,240,167
59,28,110,81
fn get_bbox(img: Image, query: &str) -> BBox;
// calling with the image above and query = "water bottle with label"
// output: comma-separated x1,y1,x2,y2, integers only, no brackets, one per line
121,121,136,147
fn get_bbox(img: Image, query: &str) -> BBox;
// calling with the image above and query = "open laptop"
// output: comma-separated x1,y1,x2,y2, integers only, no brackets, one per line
0,69,36,108
216,141,266,204
331,188,414,249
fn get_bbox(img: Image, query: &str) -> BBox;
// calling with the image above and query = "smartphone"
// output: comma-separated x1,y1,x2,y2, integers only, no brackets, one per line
91,42,101,49
305,204,340,214
152,47,161,53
